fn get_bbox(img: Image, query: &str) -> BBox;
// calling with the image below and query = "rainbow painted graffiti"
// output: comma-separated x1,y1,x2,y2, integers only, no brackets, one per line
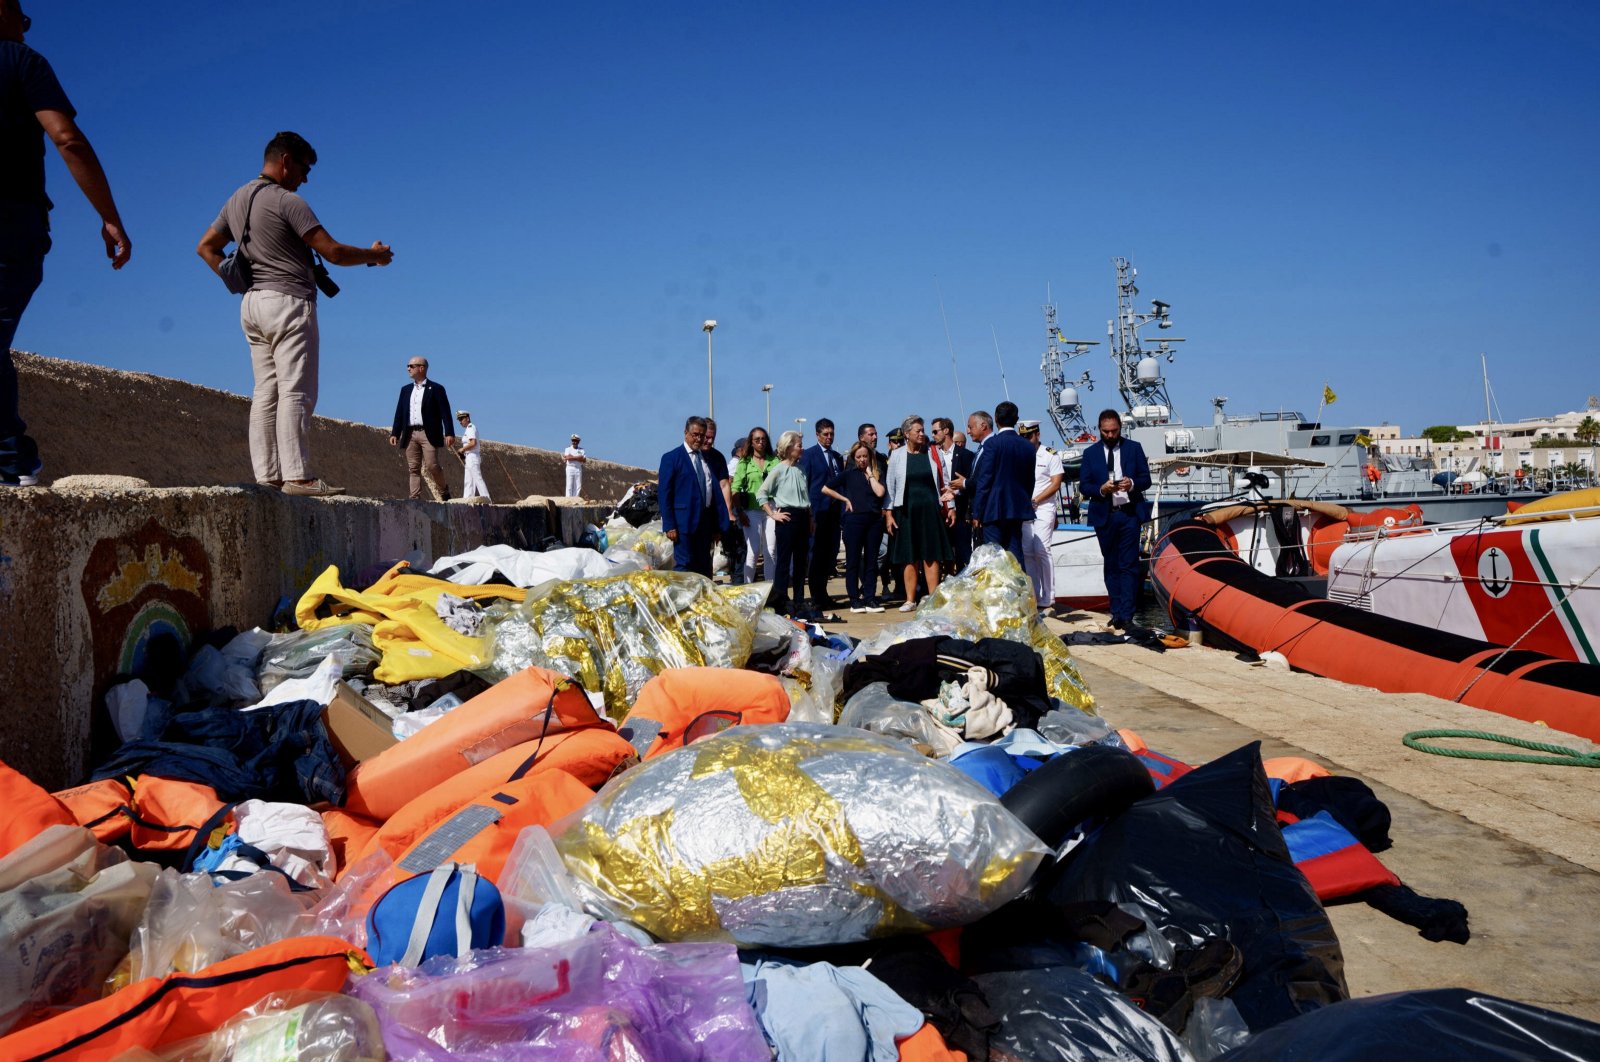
81,520,212,685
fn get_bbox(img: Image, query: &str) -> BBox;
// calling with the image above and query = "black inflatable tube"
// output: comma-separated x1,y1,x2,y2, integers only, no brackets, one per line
1000,745,1156,849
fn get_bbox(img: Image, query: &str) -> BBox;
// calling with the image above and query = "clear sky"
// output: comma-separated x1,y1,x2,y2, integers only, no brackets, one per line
16,0,1600,469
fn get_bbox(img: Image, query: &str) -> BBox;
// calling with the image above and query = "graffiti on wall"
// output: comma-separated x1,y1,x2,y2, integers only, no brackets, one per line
81,519,212,685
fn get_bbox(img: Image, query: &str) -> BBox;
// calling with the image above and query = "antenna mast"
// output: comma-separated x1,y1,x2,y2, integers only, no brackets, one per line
1041,292,1097,449
1110,256,1184,428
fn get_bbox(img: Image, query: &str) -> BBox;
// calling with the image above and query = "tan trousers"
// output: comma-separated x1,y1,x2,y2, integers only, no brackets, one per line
241,290,319,482
405,434,447,499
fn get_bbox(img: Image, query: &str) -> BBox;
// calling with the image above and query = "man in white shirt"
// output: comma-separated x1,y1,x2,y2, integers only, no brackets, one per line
455,410,489,500
1019,420,1064,610
563,433,586,497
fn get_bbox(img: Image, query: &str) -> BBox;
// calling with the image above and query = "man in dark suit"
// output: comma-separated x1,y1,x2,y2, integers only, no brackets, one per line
933,417,975,572
389,356,456,499
968,401,1035,570
1078,408,1151,630
658,415,729,576
800,418,846,614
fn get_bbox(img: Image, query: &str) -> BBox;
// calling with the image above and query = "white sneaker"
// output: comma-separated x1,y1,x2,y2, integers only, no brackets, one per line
850,605,867,614
865,603,886,613
898,601,918,613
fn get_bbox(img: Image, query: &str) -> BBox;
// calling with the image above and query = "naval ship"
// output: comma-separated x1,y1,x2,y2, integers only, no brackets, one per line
1040,258,1542,525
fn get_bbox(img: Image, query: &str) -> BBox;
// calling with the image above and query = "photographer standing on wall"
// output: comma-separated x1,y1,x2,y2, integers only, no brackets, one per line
197,130,393,497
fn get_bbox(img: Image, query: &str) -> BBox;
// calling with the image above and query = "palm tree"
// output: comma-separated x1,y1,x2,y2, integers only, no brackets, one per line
1577,418,1600,488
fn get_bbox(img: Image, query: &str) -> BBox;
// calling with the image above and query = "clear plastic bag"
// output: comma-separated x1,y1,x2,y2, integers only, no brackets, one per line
0,825,158,1035
483,569,768,719
782,651,846,723
257,625,381,696
1037,704,1128,749
603,520,675,571
156,990,384,1061
554,722,1048,946
128,868,316,982
859,545,1095,712
348,926,769,1061
838,681,963,757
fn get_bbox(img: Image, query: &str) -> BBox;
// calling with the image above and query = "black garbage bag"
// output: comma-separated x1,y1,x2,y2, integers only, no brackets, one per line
973,966,1191,1061
1040,742,1347,1033
617,482,660,527
1219,988,1600,1061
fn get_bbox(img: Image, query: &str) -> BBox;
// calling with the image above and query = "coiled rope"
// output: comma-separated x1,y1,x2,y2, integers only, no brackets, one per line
1402,729,1600,768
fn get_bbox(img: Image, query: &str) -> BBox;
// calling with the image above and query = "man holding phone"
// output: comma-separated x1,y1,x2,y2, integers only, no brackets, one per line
198,131,393,496
1079,409,1151,631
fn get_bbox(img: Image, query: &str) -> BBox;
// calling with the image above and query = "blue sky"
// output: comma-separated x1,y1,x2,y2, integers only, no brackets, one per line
17,0,1600,469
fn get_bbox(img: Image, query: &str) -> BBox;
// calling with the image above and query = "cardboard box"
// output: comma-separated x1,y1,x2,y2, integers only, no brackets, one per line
323,681,399,768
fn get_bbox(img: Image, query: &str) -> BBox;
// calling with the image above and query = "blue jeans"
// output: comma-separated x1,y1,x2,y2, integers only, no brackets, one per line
842,512,884,605
0,204,49,479
1095,506,1142,623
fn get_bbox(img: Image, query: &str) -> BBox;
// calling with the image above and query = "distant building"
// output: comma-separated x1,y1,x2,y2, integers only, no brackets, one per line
1379,409,1596,485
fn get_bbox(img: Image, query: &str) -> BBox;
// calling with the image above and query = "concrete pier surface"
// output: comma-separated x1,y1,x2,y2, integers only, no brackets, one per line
813,590,1600,1020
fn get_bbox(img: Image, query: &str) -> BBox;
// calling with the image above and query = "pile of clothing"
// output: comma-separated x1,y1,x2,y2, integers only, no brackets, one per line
0,530,1593,1062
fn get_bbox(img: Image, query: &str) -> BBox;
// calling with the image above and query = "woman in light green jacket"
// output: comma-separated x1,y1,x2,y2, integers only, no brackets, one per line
731,426,779,582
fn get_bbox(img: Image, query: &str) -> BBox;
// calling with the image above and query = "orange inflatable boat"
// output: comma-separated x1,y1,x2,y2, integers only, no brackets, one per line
1152,520,1600,742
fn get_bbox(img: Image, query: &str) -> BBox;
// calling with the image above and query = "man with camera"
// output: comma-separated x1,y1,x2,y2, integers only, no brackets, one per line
197,131,393,497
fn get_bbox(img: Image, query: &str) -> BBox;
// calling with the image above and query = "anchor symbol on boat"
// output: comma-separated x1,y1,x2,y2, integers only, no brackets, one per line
1476,547,1512,598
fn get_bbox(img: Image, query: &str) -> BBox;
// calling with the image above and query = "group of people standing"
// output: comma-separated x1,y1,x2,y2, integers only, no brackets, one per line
657,401,1148,624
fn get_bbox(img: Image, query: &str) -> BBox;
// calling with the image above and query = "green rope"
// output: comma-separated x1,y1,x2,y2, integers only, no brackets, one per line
1402,729,1600,768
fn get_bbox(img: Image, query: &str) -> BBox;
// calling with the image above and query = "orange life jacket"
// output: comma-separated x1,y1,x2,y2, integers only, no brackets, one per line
898,1022,968,1061
620,667,790,759
320,805,383,876
343,666,605,822
127,777,226,852
0,761,78,859
357,727,635,870
51,777,134,843
0,936,366,1062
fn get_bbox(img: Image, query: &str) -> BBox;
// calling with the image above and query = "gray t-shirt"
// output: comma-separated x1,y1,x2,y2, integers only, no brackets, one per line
210,179,324,299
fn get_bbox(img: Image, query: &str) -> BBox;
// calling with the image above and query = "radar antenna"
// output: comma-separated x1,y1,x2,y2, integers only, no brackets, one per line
1041,296,1097,448
1110,256,1184,428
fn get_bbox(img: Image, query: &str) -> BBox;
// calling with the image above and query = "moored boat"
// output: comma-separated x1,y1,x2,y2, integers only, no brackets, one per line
1327,488,1600,665
1150,514,1600,742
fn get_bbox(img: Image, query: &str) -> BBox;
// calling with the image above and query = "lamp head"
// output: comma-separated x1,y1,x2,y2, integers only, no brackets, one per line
702,320,717,332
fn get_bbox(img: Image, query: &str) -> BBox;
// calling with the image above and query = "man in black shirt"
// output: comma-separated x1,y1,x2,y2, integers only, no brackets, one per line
0,0,131,485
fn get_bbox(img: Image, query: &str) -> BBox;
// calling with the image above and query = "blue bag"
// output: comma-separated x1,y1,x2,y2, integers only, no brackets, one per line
366,862,505,967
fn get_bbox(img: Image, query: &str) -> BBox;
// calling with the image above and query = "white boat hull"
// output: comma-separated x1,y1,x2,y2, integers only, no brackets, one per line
1328,514,1600,664
1050,524,1109,610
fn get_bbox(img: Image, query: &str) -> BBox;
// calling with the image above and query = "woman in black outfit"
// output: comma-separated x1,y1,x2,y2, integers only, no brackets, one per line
823,440,887,612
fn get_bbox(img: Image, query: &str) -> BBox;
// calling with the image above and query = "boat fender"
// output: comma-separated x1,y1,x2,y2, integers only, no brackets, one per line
999,745,1154,850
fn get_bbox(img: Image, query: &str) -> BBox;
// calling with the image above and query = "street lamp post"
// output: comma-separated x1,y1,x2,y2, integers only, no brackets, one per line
762,384,773,434
794,416,807,440
702,320,717,419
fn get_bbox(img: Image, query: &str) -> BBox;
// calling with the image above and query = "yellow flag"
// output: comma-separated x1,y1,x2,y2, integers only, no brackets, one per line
1355,434,1372,447
1323,384,1337,405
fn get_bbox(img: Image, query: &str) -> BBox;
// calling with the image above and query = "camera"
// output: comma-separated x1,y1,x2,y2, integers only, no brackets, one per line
313,259,340,299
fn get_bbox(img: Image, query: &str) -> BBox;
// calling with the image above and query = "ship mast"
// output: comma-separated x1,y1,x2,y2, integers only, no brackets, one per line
1041,293,1097,449
1110,256,1184,429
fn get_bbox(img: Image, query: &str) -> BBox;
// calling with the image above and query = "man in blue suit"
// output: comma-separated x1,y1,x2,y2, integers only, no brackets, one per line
658,415,729,576
1078,409,1151,629
800,418,846,614
968,401,1035,570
